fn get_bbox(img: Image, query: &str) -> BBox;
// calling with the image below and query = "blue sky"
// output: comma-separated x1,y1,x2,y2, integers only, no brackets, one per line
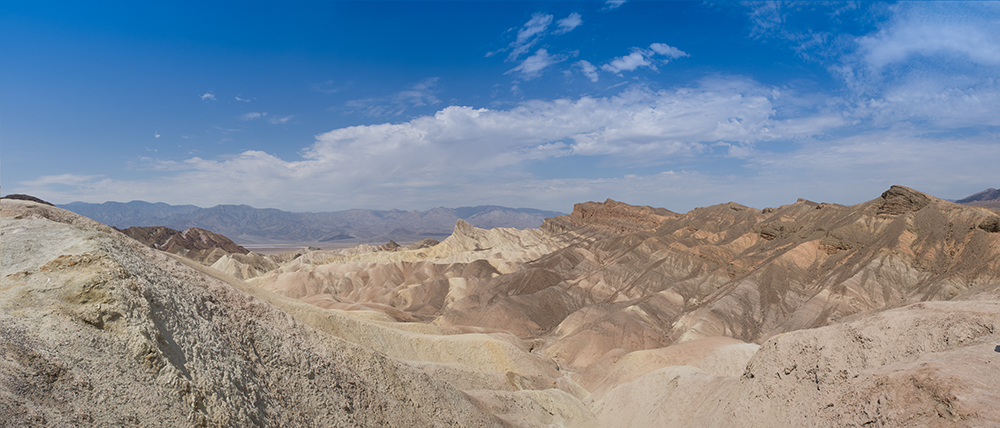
3,1,999,213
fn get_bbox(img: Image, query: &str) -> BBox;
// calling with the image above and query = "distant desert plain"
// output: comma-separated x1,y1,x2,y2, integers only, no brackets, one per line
2,185,1000,427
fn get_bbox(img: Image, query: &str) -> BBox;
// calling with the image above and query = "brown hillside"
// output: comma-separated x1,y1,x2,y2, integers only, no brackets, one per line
118,225,250,265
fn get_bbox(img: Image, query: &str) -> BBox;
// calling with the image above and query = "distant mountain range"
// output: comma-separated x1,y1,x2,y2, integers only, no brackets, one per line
956,188,1000,210
57,200,565,245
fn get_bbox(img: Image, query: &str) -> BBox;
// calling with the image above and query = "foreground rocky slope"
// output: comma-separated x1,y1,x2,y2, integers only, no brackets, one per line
0,200,509,426
4,186,1000,427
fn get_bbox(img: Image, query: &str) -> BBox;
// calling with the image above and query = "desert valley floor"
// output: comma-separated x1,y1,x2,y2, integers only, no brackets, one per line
2,185,999,427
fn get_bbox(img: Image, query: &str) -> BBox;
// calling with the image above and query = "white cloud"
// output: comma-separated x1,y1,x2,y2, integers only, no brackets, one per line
602,51,652,73
554,12,583,34
602,43,688,74
235,96,252,103
241,112,267,120
649,43,688,59
268,115,293,124
577,60,599,82
507,49,563,80
200,93,216,101
154,132,161,139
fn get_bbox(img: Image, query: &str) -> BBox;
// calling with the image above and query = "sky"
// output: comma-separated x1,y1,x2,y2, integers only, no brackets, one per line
2,1,999,213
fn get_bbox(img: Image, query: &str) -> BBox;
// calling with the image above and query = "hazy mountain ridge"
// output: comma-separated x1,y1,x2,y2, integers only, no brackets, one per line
58,201,565,244
956,187,1000,210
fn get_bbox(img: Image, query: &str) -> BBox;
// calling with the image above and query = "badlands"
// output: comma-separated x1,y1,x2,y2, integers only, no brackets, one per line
2,185,999,427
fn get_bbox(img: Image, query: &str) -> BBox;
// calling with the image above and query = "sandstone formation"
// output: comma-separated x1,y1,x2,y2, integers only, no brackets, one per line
5,185,1000,427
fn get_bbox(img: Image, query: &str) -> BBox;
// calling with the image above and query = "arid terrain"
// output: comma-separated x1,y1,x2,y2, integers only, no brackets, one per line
3,186,999,427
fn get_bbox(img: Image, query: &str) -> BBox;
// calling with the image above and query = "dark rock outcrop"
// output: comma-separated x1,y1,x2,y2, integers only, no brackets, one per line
0,194,54,206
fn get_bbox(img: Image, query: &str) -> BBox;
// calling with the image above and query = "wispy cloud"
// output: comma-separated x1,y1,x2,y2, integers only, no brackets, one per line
235,96,253,103
154,131,161,139
554,12,583,34
312,80,350,94
239,112,293,124
346,78,443,117
200,93,216,101
490,12,583,80
508,13,553,61
603,0,626,11
393,77,441,107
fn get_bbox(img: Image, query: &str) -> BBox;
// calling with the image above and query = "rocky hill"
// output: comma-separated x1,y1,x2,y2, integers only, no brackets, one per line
58,201,564,244
5,186,999,427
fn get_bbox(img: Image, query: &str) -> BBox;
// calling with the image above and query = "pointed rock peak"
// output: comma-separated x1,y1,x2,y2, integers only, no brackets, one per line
877,185,932,216
454,218,475,233
725,202,750,211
